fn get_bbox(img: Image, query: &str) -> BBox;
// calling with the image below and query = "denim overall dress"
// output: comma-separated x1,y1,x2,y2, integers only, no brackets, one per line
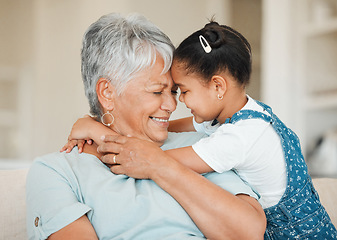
227,100,337,239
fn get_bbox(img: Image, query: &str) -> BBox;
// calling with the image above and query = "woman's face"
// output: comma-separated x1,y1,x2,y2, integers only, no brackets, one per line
112,57,177,145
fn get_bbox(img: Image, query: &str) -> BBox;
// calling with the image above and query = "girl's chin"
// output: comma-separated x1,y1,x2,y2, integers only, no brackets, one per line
193,116,204,124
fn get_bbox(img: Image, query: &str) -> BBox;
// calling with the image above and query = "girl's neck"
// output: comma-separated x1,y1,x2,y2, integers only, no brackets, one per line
217,91,248,124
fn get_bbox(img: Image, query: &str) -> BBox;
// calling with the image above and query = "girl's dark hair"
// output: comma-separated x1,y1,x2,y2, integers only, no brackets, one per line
174,21,252,86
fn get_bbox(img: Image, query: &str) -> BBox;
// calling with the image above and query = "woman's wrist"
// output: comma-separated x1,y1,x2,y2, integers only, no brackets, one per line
150,156,195,192
150,154,184,185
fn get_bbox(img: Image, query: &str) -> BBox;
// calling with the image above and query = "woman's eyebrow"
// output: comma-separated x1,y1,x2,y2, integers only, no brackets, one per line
145,82,169,91
146,82,168,88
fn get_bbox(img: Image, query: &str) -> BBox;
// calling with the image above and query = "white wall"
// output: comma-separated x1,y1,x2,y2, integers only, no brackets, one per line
261,0,297,126
0,0,231,160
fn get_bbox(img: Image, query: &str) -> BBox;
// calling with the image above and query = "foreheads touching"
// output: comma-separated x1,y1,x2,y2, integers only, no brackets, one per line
172,21,252,88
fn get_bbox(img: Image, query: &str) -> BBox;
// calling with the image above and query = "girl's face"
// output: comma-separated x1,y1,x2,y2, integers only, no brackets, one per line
171,62,220,123
112,56,177,145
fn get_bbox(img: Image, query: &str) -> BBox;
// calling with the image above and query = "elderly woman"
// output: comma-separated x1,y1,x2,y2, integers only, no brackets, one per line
26,13,266,240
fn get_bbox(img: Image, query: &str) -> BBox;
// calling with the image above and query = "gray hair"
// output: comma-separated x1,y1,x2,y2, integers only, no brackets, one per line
81,13,175,118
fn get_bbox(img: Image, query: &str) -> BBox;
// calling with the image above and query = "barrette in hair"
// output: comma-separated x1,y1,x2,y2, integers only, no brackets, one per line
199,35,212,53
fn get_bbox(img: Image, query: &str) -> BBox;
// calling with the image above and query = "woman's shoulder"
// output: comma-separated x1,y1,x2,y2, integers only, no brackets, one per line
28,148,101,181
33,148,89,166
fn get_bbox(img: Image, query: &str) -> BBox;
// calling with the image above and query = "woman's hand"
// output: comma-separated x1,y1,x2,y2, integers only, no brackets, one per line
98,135,172,179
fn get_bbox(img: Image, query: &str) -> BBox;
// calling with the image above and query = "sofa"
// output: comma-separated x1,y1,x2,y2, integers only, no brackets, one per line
1,168,337,240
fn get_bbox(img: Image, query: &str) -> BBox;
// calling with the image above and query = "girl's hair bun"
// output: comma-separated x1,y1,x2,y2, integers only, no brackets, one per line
173,20,252,86
203,22,225,49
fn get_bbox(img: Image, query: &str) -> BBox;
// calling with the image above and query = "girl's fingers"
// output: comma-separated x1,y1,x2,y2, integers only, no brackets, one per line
77,140,85,153
60,145,67,152
65,140,78,153
60,141,73,152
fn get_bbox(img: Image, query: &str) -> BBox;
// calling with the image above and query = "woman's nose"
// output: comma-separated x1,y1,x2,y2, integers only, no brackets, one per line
162,93,177,113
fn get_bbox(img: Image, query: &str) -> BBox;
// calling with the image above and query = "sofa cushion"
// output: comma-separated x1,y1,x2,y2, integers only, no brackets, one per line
0,168,336,239
313,178,337,227
0,169,28,240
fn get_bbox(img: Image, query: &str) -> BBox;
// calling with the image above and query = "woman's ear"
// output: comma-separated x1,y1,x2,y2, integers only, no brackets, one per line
211,75,227,97
96,78,115,111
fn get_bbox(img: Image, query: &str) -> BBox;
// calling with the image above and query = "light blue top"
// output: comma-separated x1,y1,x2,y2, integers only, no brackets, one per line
26,132,258,240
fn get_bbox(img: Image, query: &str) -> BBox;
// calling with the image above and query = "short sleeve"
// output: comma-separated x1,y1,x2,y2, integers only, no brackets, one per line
192,124,246,173
192,118,219,135
26,156,91,239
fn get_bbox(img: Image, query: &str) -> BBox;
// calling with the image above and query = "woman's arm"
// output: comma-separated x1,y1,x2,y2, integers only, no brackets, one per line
99,136,266,240
48,216,98,240
155,164,266,240
168,116,195,132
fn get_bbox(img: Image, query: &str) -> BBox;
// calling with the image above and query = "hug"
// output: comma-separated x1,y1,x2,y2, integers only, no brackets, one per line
26,12,336,240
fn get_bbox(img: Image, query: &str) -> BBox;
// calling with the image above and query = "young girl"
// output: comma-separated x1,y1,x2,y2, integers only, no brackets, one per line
62,21,337,239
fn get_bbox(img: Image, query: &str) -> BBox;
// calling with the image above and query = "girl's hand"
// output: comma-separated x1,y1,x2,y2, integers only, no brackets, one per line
60,115,96,153
97,135,171,179
60,139,93,153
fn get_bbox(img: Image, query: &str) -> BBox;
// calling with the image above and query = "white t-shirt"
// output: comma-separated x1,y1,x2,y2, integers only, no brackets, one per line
192,96,287,208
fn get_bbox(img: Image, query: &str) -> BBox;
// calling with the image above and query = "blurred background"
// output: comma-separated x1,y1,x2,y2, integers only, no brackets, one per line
0,0,337,177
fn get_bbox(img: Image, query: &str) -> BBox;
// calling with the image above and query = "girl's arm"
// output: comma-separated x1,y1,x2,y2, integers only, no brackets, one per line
61,116,212,173
61,116,196,153
60,115,118,153
165,147,213,173
168,116,195,132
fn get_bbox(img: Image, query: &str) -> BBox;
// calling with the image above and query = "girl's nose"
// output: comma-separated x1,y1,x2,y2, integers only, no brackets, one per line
178,93,184,103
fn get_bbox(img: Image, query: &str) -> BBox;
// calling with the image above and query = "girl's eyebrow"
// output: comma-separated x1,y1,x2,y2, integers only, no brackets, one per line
175,83,185,87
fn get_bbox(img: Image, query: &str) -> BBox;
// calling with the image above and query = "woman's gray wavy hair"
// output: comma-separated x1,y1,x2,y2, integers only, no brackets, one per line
81,13,175,118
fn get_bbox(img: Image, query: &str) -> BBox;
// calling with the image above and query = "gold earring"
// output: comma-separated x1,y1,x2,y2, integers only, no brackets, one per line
217,94,223,100
101,111,114,127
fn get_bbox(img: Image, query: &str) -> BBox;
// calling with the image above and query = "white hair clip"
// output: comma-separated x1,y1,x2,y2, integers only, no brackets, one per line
199,35,212,53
